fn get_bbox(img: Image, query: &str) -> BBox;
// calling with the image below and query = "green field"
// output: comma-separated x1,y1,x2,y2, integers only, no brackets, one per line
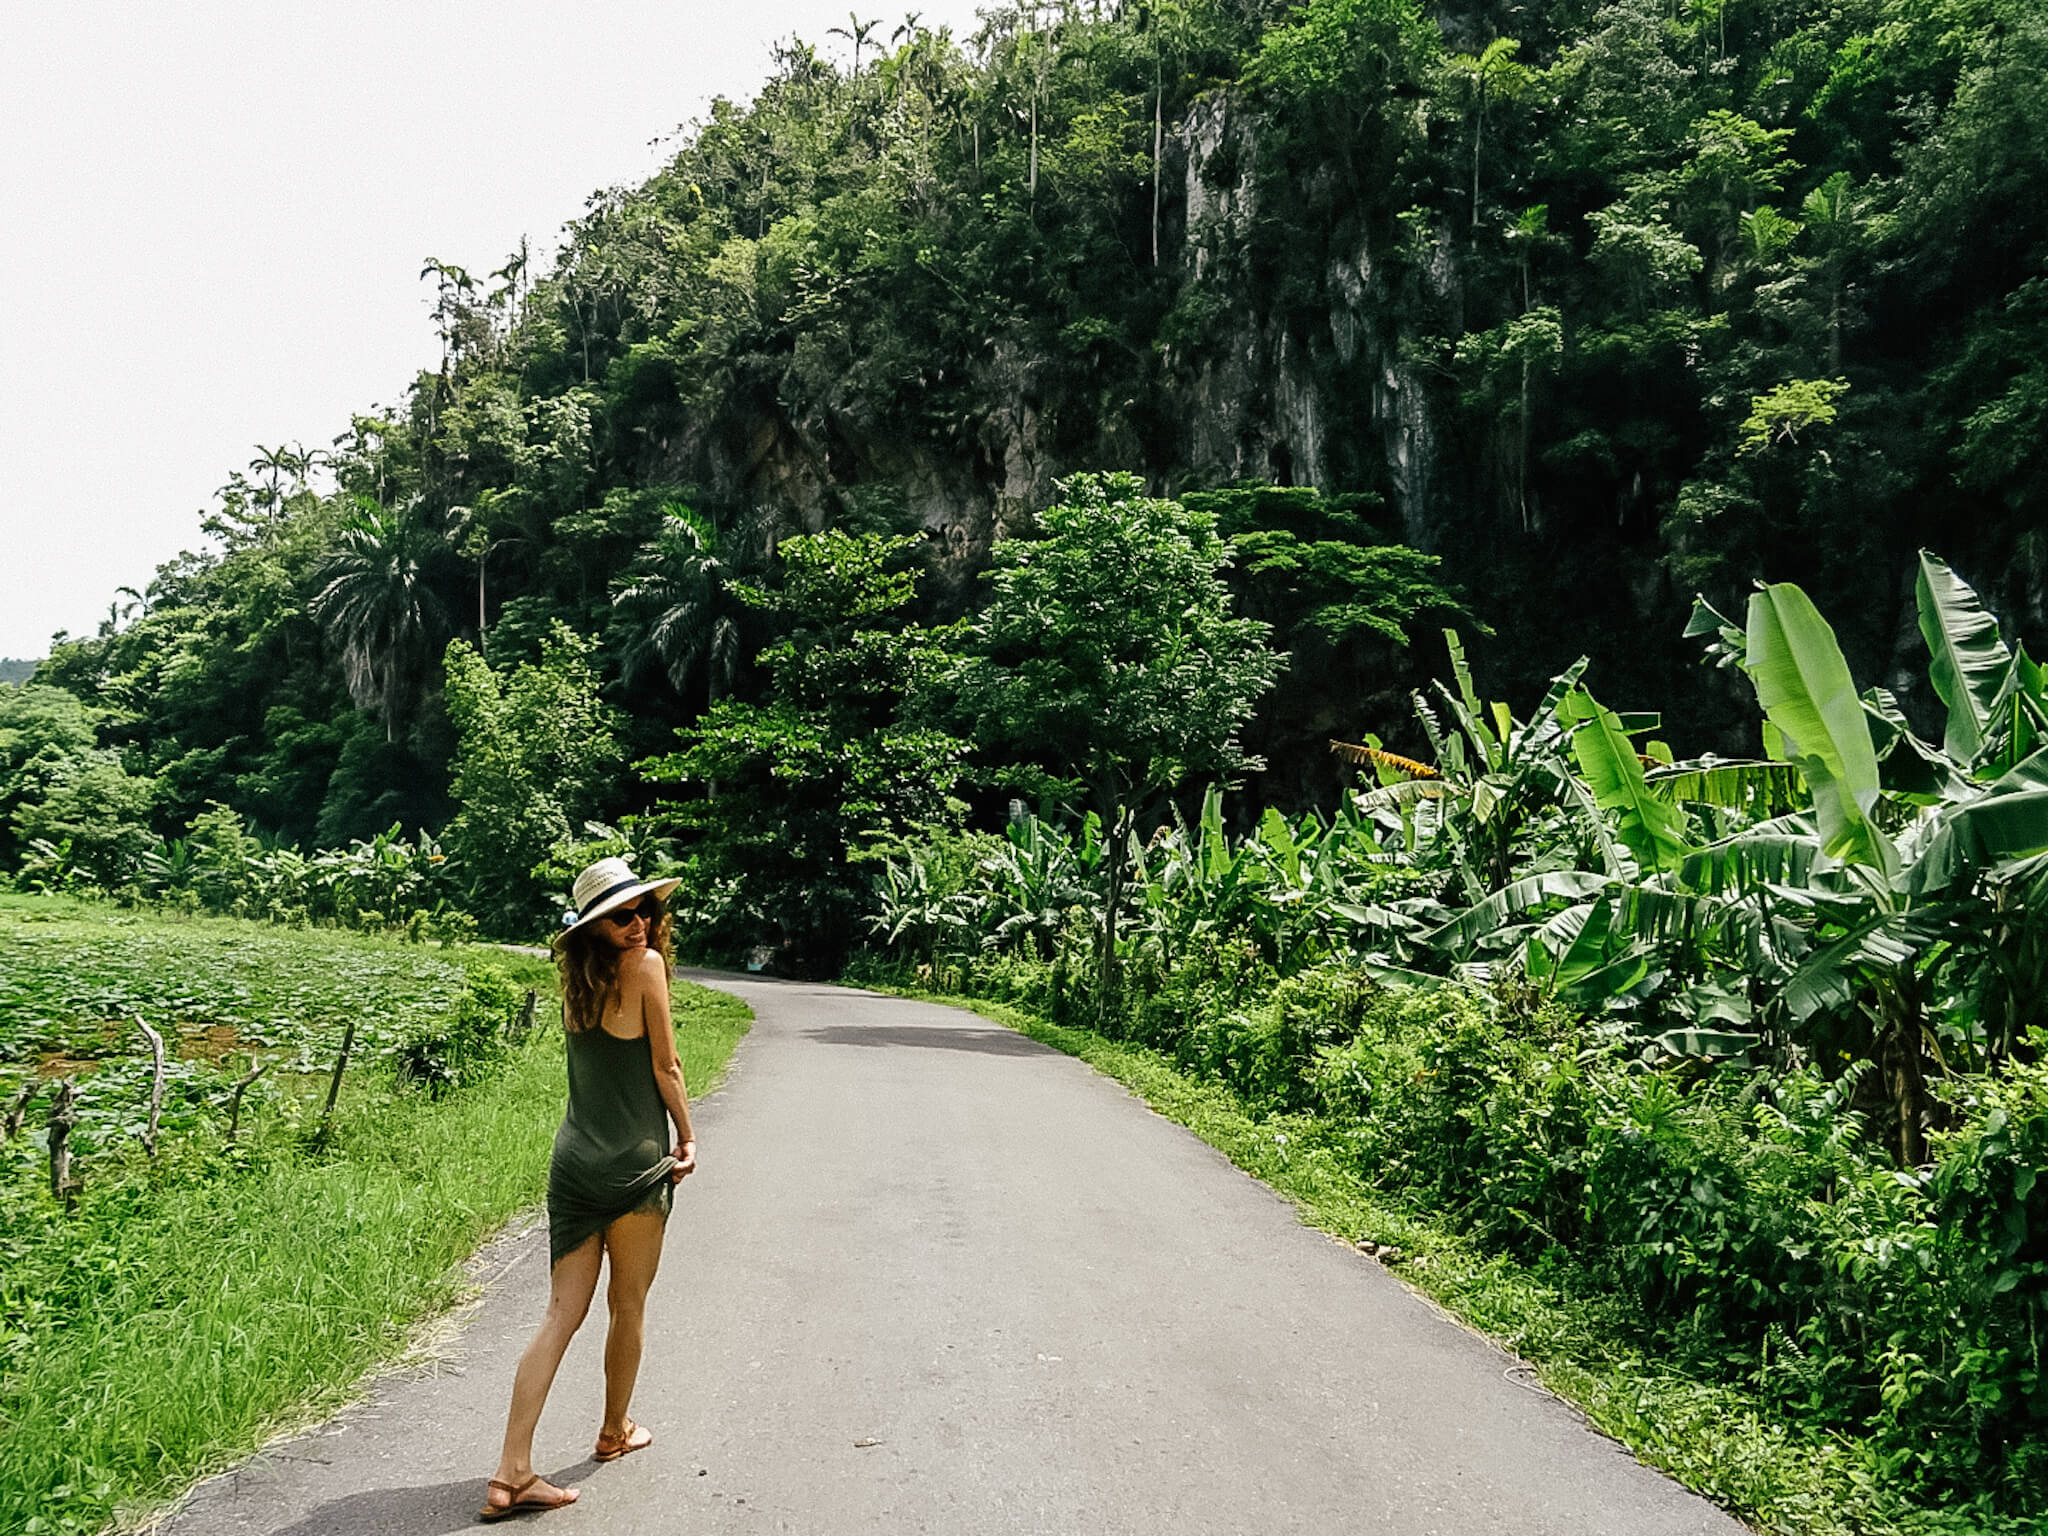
0,895,749,1535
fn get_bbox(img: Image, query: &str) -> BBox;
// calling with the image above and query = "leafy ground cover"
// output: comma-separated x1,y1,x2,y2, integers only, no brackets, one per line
0,894,749,1536
2,893,483,1075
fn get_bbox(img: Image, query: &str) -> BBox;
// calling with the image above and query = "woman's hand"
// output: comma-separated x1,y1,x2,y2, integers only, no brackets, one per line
672,1140,697,1181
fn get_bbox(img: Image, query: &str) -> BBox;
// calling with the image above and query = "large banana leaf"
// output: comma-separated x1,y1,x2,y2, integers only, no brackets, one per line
1680,814,1821,894
1654,1025,1761,1059
1916,551,2010,764
1985,644,2048,775
1557,687,1689,873
1258,806,1304,886
1442,629,1503,770
1647,756,1804,815
1526,896,1653,1006
1861,686,1969,802
1425,870,1612,955
1517,656,1592,757
1778,913,1915,1021
1745,584,1896,874
1912,753,2048,895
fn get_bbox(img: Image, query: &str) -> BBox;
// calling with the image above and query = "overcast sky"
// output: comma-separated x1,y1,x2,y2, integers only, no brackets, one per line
0,1,988,660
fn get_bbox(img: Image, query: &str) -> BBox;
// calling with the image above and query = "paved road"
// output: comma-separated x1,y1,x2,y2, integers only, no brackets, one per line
160,976,1746,1535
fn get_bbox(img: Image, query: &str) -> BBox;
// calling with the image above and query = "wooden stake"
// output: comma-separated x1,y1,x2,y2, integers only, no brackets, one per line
47,1078,78,1210
4,1079,40,1141
135,1015,167,1161
227,1056,273,1146
320,1016,360,1137
513,989,538,1040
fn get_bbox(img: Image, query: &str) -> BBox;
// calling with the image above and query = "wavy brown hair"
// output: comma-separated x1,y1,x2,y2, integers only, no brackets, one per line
557,896,674,1032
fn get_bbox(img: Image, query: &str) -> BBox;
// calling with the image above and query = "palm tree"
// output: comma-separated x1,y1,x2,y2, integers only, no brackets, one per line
1448,38,1529,230
611,504,740,714
309,500,456,741
829,11,883,72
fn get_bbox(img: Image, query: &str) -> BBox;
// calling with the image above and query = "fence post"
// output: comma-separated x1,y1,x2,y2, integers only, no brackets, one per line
135,1015,168,1162
4,1079,41,1142
318,1016,360,1145
47,1078,78,1210
227,1056,273,1146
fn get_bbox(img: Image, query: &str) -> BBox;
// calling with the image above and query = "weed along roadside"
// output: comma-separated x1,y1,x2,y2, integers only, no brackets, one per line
853,976,2033,1536
0,893,750,1536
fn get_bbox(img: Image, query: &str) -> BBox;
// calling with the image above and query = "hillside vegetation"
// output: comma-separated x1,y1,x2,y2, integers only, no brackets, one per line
19,0,2047,856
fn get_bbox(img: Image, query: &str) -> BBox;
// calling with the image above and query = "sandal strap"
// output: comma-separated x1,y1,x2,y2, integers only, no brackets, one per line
487,1474,539,1496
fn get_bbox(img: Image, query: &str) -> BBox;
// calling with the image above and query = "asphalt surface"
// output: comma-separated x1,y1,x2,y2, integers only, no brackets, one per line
158,975,1747,1535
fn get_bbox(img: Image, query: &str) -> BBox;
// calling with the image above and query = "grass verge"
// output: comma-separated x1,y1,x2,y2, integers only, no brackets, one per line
0,912,748,1536
881,985,2002,1536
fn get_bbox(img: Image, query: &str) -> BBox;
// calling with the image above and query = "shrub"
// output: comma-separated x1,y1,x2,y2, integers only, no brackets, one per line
391,965,523,1098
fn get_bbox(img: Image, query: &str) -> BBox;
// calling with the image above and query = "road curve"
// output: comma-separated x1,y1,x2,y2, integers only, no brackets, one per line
160,975,1746,1535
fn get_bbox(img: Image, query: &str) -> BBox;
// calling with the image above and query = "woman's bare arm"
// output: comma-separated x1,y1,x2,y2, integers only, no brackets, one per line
629,949,697,1179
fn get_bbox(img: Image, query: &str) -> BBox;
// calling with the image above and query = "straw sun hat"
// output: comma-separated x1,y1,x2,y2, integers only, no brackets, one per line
556,857,682,944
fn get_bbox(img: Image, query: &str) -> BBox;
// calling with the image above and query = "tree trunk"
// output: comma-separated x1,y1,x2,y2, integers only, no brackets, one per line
227,1057,272,1146
321,1015,360,1135
1152,74,1164,266
1518,354,1533,532
1884,977,1930,1167
1471,94,1484,230
1097,802,1132,1028
4,1079,39,1141
1029,96,1039,207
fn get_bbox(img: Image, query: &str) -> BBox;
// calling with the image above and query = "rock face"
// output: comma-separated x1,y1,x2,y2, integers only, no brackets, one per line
657,90,1451,585
1166,92,1450,549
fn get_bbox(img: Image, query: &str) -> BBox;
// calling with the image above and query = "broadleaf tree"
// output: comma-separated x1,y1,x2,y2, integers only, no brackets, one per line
442,623,623,934
642,530,969,973
953,473,1286,1009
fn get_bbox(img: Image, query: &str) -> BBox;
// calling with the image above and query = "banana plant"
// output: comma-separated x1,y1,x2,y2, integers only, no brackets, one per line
869,850,974,966
974,811,1102,960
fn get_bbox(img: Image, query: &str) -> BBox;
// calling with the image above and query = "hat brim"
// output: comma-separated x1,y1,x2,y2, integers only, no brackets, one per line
553,876,683,945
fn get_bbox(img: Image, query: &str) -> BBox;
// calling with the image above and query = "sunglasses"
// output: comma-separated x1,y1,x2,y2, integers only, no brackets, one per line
602,900,660,927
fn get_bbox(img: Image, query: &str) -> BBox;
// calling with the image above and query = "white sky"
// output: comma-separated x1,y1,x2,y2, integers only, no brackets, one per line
0,0,988,660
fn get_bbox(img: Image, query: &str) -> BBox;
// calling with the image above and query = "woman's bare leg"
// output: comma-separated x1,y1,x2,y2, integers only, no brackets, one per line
486,1233,604,1509
599,1209,667,1439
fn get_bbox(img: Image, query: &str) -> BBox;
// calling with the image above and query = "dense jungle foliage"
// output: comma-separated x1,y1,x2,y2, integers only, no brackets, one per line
8,0,2048,1525
16,0,2048,875
857,542,2048,1529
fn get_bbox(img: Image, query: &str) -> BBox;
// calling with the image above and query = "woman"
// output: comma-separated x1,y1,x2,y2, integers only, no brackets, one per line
480,857,698,1521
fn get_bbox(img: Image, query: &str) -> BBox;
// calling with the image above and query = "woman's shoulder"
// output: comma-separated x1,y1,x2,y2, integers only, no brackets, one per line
619,947,669,986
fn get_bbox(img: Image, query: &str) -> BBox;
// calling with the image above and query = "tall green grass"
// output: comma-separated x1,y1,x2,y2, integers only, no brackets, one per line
0,963,748,1536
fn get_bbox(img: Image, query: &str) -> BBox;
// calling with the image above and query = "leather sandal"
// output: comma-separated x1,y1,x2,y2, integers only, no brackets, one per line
593,1420,654,1462
477,1472,578,1521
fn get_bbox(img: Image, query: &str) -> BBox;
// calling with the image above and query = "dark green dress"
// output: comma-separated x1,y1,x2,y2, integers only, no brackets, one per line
547,1024,676,1266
